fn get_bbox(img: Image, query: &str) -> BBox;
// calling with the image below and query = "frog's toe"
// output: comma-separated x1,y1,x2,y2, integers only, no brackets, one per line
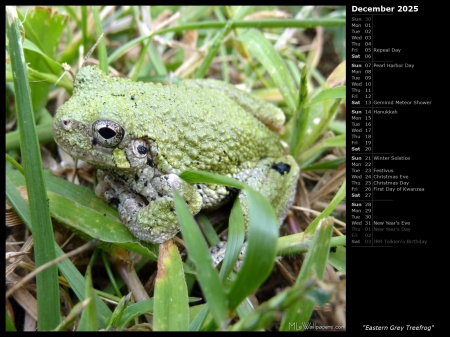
135,198,180,244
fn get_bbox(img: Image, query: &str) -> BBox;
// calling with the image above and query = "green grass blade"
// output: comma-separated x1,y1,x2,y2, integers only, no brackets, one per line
81,6,88,55
6,6,60,330
305,180,346,236
321,134,346,147
288,66,309,157
54,299,90,331
101,251,122,297
297,134,346,166
5,313,16,331
308,86,346,106
153,240,190,331
218,198,245,281
299,98,342,155
107,33,153,65
174,191,228,328
26,67,73,92
329,120,346,134
325,60,346,87
6,67,73,93
189,304,210,331
117,298,153,329
280,218,334,331
276,234,346,257
196,213,221,246
6,154,24,175
6,122,54,152
157,18,346,34
91,6,108,73
238,28,297,113
180,170,247,189
328,246,346,274
227,188,279,311
189,303,208,325
194,20,233,79
302,157,346,171
235,297,255,319
63,6,81,26
22,38,63,74
78,267,98,331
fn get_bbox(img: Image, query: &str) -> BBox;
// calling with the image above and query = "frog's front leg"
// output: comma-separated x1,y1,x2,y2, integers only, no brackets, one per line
96,170,203,244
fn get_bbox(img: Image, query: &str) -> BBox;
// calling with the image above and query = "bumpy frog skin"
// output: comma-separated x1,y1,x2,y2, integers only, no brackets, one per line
53,66,299,244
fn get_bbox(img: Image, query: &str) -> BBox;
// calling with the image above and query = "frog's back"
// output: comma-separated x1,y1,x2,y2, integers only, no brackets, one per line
139,83,284,174
68,66,285,175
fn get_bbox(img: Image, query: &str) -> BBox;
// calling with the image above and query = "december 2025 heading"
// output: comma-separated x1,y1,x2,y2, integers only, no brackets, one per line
351,6,419,13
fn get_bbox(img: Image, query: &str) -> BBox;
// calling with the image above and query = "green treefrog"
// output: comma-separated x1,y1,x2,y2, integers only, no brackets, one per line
53,66,299,244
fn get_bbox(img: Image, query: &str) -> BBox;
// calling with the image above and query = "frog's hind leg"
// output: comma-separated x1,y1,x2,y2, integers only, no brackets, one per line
210,156,299,268
193,183,237,210
265,155,300,224
233,156,299,225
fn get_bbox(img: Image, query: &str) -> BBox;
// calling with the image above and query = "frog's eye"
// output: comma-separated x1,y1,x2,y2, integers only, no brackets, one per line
92,120,124,148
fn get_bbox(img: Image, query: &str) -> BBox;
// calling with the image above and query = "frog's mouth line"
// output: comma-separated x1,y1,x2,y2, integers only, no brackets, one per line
54,132,117,169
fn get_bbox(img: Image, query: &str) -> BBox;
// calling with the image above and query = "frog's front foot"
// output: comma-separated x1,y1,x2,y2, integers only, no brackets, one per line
96,170,203,244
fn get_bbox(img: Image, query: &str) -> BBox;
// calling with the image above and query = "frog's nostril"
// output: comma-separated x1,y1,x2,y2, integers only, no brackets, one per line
61,118,73,131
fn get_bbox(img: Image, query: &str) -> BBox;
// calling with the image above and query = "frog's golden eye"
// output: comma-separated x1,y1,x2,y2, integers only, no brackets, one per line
92,120,124,148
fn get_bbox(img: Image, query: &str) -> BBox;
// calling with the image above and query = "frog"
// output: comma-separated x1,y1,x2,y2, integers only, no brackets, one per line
53,66,299,245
